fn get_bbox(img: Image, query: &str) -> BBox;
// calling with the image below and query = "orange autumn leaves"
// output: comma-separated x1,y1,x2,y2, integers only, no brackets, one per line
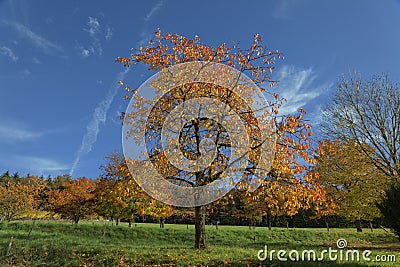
45,174,172,225
117,29,282,87
47,178,96,224
0,176,44,222
96,153,173,226
116,29,332,220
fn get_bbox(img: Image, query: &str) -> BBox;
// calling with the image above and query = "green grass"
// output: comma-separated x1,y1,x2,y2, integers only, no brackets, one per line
0,221,399,266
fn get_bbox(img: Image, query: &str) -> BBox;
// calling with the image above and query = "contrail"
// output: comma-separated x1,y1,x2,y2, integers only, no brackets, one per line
70,68,129,177
70,1,166,177
144,0,165,21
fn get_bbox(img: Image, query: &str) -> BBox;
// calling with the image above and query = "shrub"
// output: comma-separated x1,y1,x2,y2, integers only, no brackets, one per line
378,182,400,239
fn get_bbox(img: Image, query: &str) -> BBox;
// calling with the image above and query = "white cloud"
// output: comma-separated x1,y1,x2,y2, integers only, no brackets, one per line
71,1,166,175
0,46,18,62
105,27,113,40
276,65,329,115
14,156,69,173
77,45,91,58
0,124,42,142
0,119,66,143
80,16,108,57
309,105,324,128
137,33,150,47
44,16,54,24
7,22,64,55
32,57,40,64
21,69,31,77
84,17,101,37
272,0,298,19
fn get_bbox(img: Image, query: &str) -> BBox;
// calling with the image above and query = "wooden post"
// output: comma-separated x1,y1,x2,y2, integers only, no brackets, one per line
6,236,13,256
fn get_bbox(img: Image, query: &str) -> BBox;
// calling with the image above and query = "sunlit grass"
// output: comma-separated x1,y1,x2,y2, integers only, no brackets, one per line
0,221,398,266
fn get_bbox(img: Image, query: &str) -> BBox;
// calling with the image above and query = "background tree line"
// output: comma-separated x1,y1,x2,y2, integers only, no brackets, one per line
0,140,397,237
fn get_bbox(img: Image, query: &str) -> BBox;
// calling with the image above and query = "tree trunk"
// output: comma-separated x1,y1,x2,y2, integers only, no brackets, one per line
128,219,132,228
267,212,272,230
355,219,362,232
115,218,119,226
193,120,206,249
194,205,206,249
369,221,373,232
325,218,330,232
159,218,165,228
73,217,79,224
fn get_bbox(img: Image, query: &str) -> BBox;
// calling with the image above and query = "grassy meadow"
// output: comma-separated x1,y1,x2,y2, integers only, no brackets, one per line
0,221,399,266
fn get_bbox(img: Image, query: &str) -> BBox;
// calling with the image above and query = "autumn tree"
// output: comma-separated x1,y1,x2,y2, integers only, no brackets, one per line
47,178,96,224
97,152,137,225
98,152,172,227
0,171,23,186
321,73,400,182
95,178,122,222
239,109,334,230
136,198,173,228
206,194,231,229
117,30,318,248
233,171,332,230
21,174,47,218
0,181,38,221
307,172,338,232
315,139,389,232
46,174,73,190
217,108,330,230
230,190,264,228
172,207,195,227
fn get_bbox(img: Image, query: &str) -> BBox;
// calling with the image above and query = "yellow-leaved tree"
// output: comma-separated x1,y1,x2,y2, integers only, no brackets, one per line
315,139,390,232
117,29,323,248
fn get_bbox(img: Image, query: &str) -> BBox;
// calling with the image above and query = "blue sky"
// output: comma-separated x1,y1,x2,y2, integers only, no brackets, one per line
1,0,400,178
